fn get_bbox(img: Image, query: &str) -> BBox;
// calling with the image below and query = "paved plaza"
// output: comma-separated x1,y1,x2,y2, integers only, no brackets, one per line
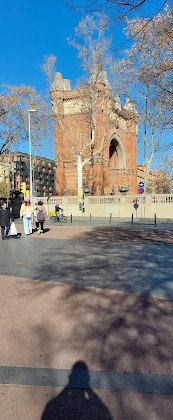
0,222,173,419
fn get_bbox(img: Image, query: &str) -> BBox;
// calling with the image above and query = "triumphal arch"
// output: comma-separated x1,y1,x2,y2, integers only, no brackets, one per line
51,72,138,195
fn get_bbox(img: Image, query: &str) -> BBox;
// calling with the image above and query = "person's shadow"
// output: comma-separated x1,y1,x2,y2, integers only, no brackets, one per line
41,361,113,420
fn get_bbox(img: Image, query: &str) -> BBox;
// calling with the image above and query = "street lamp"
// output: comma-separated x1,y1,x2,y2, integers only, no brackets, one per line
28,109,37,203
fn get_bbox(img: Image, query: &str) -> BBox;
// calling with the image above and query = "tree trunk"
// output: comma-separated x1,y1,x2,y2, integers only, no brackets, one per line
144,159,153,192
77,154,83,196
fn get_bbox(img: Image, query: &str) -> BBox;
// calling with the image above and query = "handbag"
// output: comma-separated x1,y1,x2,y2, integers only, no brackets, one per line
10,222,18,236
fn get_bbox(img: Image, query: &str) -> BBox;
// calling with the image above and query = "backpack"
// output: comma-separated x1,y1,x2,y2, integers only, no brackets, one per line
25,207,31,219
37,209,45,222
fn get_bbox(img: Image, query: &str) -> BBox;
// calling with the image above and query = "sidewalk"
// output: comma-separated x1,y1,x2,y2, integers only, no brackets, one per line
0,274,173,419
0,224,173,419
13,222,173,246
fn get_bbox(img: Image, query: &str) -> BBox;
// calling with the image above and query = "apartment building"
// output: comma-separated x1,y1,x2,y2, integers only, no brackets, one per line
2,152,56,197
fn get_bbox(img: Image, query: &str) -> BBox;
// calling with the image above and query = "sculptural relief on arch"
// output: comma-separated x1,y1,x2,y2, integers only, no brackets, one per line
51,72,138,196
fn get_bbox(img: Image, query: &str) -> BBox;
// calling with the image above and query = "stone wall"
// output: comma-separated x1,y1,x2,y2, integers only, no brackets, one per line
40,194,173,219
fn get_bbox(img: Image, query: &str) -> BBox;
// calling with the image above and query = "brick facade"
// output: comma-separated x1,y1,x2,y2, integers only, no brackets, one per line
51,72,138,195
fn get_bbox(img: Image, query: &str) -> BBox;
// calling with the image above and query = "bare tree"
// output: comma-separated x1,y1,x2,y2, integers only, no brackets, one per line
0,180,11,198
0,84,53,157
111,6,173,190
154,152,173,193
65,1,168,28
43,14,114,195
41,54,57,86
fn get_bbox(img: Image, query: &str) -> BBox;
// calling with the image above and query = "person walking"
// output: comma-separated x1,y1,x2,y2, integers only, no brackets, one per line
35,201,47,234
20,197,34,235
0,200,14,240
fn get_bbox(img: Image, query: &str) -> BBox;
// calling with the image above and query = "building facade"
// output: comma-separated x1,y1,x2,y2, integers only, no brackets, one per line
137,164,169,194
2,152,56,197
51,72,138,196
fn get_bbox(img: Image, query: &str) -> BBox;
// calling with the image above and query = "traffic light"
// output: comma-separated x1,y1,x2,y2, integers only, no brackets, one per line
82,195,85,212
20,182,26,193
79,198,85,212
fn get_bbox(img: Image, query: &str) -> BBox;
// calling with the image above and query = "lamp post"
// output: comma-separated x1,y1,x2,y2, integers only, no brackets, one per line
28,109,37,203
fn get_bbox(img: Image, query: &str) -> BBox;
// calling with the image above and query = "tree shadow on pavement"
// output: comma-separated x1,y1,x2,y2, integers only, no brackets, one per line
13,226,173,419
16,274,173,419
41,361,113,420
27,236,173,297
78,226,173,246
31,284,173,420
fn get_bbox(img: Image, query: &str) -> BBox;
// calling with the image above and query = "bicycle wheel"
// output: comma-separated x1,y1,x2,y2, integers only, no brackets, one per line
52,216,57,222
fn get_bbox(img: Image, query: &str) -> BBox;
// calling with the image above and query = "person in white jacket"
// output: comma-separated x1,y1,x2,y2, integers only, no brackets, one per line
20,198,34,235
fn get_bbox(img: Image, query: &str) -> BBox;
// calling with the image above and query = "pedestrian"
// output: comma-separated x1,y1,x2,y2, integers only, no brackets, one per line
35,200,47,234
20,197,34,235
0,200,14,240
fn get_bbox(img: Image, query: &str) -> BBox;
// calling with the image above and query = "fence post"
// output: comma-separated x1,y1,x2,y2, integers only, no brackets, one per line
132,213,134,225
90,213,92,223
109,213,112,224
70,213,72,224
154,213,156,226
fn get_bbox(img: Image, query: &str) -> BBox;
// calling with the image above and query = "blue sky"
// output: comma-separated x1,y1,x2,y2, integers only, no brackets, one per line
1,0,169,88
0,0,81,89
0,0,171,161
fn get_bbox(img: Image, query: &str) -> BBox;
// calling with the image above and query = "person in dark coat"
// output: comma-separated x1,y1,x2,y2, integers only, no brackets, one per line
0,200,14,240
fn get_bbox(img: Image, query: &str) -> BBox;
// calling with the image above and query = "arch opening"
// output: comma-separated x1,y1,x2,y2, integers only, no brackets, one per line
109,139,123,169
109,137,126,194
